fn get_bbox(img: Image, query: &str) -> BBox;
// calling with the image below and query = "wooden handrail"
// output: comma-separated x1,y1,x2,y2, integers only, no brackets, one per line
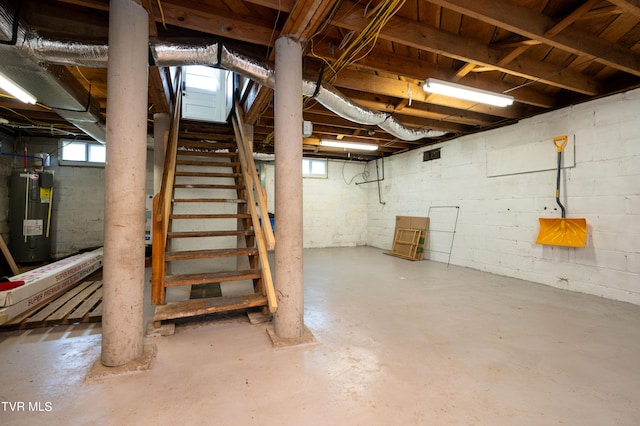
156,68,183,224
233,102,275,250
232,105,277,313
151,68,183,305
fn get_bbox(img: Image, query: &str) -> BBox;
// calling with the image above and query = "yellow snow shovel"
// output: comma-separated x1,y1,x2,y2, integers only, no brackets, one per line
536,136,587,248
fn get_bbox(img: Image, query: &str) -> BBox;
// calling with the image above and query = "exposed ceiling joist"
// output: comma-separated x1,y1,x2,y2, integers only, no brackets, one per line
1,0,639,160
427,0,640,77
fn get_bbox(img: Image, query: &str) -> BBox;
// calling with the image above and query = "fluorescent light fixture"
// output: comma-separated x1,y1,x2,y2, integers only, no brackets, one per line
320,140,378,151
0,72,37,104
422,78,513,107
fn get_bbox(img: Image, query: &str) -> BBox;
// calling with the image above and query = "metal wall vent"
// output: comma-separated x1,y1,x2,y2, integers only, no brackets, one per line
423,148,441,162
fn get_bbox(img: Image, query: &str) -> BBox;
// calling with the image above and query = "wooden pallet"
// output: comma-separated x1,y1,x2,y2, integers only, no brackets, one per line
385,228,425,261
0,280,103,330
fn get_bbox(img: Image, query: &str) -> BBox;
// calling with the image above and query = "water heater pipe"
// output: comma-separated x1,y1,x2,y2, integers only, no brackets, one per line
23,173,28,243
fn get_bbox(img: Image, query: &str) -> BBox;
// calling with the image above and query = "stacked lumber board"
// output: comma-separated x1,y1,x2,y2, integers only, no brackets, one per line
0,248,103,325
0,280,102,330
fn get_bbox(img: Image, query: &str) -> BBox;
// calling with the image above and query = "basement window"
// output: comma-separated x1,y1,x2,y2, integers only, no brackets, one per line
59,140,106,166
302,158,327,178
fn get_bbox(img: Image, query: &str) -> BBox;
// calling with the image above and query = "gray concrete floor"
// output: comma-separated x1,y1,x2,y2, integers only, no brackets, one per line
1,246,639,425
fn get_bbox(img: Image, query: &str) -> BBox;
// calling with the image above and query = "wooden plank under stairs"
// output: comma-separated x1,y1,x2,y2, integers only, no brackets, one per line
154,293,267,322
175,171,241,178
165,268,262,287
0,280,103,330
177,150,237,158
165,247,258,261
172,197,246,203
178,140,236,151
167,229,255,239
174,183,244,190
170,213,251,220
176,159,240,168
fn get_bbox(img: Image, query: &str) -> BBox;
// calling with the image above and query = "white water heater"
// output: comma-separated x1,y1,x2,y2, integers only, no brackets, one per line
9,170,54,263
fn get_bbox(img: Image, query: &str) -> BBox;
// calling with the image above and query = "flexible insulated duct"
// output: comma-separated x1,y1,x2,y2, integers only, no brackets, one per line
1,1,446,142
0,4,106,142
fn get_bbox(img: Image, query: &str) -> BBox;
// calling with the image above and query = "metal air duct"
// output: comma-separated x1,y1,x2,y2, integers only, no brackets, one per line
1,1,446,143
0,3,106,143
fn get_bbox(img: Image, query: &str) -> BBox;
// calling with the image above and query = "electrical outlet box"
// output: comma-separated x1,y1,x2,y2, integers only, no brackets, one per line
302,120,313,137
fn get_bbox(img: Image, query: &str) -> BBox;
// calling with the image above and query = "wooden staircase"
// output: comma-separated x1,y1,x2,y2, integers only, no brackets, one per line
151,71,275,324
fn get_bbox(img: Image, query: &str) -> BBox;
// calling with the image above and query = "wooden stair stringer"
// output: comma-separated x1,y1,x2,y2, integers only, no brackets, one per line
154,123,269,323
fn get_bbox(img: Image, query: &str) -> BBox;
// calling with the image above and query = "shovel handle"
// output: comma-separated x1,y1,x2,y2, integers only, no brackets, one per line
554,136,568,153
554,136,567,218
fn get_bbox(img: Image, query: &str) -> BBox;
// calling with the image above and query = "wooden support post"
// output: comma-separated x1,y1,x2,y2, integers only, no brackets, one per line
0,234,19,276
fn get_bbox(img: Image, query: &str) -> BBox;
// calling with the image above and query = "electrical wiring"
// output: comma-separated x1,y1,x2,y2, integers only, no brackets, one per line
156,0,168,30
0,101,80,136
3,123,80,138
265,0,282,60
75,66,91,85
342,159,370,185
323,0,407,83
0,92,53,111
306,0,407,119
305,0,406,119
0,103,37,125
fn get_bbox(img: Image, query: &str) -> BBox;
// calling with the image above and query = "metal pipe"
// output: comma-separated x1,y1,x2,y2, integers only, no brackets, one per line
356,158,386,204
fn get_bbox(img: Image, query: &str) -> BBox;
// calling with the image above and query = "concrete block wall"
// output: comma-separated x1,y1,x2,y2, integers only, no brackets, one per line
17,138,106,258
0,130,15,245
53,158,105,257
367,88,640,305
0,137,155,260
262,159,369,248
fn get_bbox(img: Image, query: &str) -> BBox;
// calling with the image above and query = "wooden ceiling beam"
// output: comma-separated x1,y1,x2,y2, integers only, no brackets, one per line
496,45,530,67
608,0,640,19
452,63,476,81
244,0,339,127
426,0,640,77
148,0,277,46
580,6,624,20
244,87,273,125
299,100,476,133
338,94,500,128
241,0,296,13
328,68,523,119
54,0,109,11
333,1,601,95
280,0,340,42
544,0,600,37
141,0,171,114
311,42,556,108
303,91,496,126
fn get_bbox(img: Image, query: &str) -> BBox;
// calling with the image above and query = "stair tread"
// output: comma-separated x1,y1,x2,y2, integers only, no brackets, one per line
170,213,251,219
167,229,255,238
176,160,240,167
174,184,244,189
177,150,237,158
175,171,241,178
154,293,268,321
172,198,247,203
165,247,258,261
165,269,262,287
178,140,235,148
